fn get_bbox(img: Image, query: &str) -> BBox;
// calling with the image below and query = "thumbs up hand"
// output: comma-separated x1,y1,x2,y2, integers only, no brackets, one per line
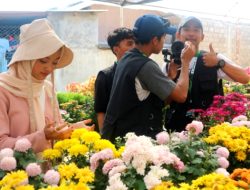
202,43,219,67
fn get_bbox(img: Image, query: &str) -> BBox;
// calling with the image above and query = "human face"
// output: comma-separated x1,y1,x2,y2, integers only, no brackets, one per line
113,38,135,60
32,49,61,80
176,20,204,50
152,34,166,54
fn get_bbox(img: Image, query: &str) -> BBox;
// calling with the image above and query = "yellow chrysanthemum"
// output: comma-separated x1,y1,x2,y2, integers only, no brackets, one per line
68,144,89,157
203,135,219,144
80,131,101,144
71,128,89,139
16,185,35,190
67,182,90,190
58,163,78,180
54,139,80,151
236,150,247,161
75,167,94,184
42,149,62,160
0,170,28,188
152,181,174,190
114,146,125,158
93,139,116,152
204,124,250,161
39,186,64,190
190,173,238,190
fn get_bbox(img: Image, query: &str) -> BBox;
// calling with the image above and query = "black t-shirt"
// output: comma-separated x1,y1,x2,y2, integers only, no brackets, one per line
94,63,117,113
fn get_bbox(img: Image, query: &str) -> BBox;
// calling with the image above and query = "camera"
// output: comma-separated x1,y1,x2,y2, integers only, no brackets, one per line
162,41,185,65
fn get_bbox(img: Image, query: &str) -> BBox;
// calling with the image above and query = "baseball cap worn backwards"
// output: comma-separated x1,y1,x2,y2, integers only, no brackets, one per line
133,14,177,42
178,16,203,32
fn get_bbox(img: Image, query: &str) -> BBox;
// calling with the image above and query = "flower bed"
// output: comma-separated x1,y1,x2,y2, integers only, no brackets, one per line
0,121,249,189
1,80,250,189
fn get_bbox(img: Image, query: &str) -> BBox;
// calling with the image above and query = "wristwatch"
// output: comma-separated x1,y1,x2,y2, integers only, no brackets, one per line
216,59,226,69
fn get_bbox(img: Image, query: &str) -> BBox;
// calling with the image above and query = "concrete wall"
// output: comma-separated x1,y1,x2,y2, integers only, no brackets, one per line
48,11,116,91
197,18,250,68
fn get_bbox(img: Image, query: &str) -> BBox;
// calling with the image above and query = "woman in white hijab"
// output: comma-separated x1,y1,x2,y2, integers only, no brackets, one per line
0,18,92,153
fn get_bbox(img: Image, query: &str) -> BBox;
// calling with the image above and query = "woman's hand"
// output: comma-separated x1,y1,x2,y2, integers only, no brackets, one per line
70,119,95,131
44,119,73,140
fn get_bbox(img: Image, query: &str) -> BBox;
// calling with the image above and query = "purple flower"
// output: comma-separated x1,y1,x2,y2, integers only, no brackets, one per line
44,169,60,185
26,163,42,177
0,156,16,171
14,138,32,152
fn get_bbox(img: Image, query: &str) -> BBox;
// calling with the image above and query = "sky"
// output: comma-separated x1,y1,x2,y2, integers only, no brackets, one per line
1,0,78,11
1,0,250,23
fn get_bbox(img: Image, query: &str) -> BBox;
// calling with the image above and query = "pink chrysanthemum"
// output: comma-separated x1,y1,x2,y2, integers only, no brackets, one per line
0,156,17,171
0,148,14,160
90,148,114,171
217,157,229,169
102,159,124,175
185,120,203,135
232,115,248,123
14,138,32,152
156,131,169,145
26,163,42,177
216,147,230,159
215,168,229,176
44,169,60,185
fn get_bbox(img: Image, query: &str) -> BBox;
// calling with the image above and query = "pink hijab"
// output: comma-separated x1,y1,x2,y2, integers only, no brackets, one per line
0,61,55,132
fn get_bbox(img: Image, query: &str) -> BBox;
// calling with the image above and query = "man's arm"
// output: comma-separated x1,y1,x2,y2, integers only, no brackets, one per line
97,112,105,131
94,72,109,131
167,41,196,103
203,43,250,84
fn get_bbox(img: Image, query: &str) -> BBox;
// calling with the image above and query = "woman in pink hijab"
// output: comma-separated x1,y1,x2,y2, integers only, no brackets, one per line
0,19,92,153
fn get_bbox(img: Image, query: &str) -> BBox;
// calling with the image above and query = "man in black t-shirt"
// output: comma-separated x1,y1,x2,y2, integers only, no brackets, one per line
94,28,135,131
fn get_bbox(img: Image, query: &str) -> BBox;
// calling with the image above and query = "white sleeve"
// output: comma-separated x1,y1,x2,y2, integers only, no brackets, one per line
216,53,236,81
162,62,168,76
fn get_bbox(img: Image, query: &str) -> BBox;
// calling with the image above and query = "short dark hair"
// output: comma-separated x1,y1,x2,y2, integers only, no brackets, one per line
107,27,134,54
134,34,163,45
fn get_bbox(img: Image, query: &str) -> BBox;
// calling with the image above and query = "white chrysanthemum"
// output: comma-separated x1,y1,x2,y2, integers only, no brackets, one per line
151,145,175,166
0,148,14,161
106,173,128,190
144,166,169,189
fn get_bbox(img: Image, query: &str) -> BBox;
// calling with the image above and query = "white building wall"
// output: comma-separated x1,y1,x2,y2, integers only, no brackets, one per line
47,11,117,91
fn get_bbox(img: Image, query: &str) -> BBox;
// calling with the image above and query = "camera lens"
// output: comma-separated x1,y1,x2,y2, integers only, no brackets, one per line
171,41,184,65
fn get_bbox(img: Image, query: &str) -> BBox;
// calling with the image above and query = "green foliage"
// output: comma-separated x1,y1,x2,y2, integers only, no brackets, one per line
57,92,97,126
121,166,146,190
93,161,109,190
223,80,250,94
14,149,38,169
168,133,219,184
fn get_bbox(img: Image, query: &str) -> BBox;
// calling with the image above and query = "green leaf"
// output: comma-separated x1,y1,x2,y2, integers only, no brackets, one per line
134,179,146,190
0,170,6,179
191,158,202,164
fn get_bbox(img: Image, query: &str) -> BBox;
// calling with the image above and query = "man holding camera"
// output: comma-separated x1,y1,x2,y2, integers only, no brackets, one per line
165,16,250,132
101,14,195,142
